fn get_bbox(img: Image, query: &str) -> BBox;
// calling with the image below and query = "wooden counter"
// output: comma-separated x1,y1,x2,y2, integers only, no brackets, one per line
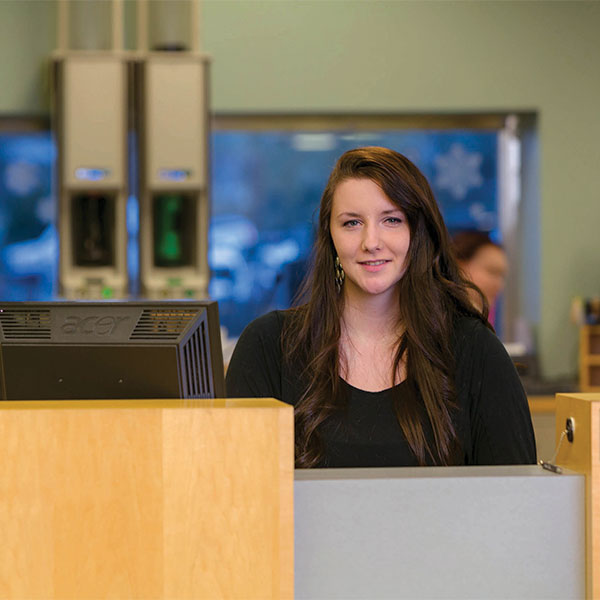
0,398,294,599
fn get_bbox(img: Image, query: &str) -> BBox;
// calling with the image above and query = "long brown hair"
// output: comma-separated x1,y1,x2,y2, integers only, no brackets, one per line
284,147,488,467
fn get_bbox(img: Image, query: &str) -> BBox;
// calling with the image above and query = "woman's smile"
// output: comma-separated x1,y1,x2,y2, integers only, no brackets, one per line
359,259,391,272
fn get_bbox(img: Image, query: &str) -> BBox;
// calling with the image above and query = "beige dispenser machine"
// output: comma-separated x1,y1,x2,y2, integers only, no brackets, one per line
55,54,129,299
137,51,210,299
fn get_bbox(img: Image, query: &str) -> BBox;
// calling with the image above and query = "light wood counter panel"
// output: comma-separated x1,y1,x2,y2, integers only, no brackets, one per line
555,393,600,600
0,398,294,599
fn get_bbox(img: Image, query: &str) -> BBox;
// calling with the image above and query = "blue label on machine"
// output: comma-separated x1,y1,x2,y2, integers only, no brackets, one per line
75,167,111,181
158,168,192,182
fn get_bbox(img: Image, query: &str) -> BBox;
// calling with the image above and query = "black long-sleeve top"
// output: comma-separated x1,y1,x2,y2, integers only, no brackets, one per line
226,310,537,467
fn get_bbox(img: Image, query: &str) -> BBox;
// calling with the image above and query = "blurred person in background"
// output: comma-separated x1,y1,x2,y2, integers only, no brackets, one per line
453,231,508,328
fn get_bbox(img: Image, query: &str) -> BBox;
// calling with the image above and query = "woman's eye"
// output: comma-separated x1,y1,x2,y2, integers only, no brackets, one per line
385,217,403,224
343,219,360,227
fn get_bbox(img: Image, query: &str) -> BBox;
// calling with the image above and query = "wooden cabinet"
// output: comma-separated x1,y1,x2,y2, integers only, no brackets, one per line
579,325,600,391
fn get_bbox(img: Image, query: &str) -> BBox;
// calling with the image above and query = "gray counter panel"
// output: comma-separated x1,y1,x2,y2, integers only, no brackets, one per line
295,465,584,599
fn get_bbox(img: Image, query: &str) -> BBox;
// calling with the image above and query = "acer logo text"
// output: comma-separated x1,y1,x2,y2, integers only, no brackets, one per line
60,316,130,336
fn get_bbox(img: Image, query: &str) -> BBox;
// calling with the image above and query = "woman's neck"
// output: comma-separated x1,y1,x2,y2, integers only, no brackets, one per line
341,287,402,341
338,287,405,390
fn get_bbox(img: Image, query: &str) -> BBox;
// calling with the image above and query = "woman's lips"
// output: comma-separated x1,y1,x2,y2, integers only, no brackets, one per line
359,259,390,272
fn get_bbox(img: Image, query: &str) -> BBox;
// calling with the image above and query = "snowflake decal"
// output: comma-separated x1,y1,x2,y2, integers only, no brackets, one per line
468,202,496,230
434,143,483,201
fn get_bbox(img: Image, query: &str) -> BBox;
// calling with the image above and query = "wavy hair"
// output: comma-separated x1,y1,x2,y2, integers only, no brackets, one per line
284,147,489,467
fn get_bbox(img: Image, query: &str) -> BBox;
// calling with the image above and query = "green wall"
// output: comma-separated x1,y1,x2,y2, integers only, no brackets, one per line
2,0,600,379
0,1,55,114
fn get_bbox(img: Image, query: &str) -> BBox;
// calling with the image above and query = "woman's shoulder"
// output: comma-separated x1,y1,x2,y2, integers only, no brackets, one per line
452,315,502,355
239,309,288,341
452,314,516,378
227,310,291,400
238,307,307,345
453,314,492,337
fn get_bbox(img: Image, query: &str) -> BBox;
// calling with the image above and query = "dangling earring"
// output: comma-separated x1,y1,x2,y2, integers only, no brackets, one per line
334,256,345,293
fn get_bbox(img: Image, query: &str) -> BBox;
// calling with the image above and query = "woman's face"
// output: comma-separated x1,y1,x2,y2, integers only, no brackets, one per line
461,244,508,305
329,178,411,302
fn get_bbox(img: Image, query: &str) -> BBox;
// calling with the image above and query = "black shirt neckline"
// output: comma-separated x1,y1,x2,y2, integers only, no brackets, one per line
340,377,407,396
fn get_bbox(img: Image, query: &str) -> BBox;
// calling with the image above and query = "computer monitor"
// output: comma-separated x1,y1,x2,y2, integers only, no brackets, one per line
0,301,225,400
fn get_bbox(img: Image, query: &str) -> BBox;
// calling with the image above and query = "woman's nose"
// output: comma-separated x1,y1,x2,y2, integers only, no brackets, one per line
361,224,381,252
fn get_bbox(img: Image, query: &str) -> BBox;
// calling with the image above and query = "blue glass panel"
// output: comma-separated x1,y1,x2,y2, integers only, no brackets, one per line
0,132,57,300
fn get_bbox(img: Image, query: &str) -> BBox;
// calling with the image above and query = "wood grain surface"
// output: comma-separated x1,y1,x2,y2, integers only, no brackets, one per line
0,398,294,599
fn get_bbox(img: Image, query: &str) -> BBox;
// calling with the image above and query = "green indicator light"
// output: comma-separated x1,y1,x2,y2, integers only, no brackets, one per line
161,230,180,261
101,287,114,299
184,289,195,298
154,194,188,267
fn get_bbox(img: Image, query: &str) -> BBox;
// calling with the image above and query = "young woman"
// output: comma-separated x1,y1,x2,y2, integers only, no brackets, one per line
226,147,536,468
